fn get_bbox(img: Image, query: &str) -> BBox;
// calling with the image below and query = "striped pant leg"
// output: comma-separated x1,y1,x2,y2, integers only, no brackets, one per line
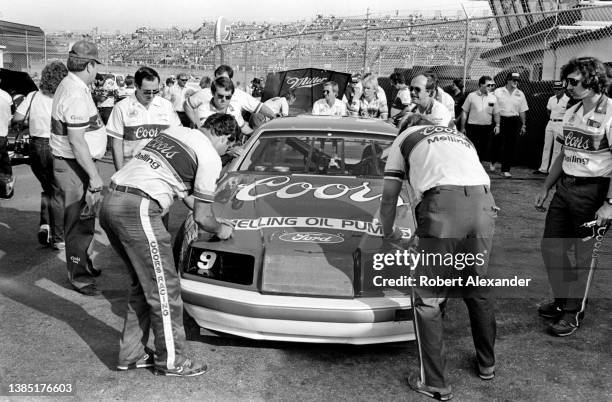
100,191,187,370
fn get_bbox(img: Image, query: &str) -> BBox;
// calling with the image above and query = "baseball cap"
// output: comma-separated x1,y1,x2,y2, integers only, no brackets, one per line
553,80,564,89
506,72,521,81
68,40,102,64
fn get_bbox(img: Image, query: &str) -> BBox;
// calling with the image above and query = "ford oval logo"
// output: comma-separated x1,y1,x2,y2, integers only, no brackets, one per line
279,232,344,244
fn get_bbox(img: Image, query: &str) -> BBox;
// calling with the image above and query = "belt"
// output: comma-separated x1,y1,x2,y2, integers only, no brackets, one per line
561,173,609,185
109,182,154,200
500,115,520,119
425,184,490,196
53,155,75,161
550,119,563,122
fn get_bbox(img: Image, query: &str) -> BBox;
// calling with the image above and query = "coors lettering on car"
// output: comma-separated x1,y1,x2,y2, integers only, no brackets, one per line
278,232,344,244
235,176,382,202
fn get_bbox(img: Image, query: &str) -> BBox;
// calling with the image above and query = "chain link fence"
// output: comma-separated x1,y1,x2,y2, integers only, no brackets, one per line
1,4,611,166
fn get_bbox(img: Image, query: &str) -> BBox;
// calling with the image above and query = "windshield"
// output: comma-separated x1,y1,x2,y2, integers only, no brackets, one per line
238,132,394,177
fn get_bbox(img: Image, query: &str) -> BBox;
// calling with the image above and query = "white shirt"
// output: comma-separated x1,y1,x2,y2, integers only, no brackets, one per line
385,125,490,202
264,97,289,116
437,88,456,118
0,89,14,138
494,87,528,117
168,85,193,112
111,126,222,210
547,94,570,121
51,72,107,159
416,99,452,127
312,98,347,116
190,87,261,114
462,91,497,125
557,96,612,177
196,100,247,128
16,91,53,138
99,78,117,108
106,94,181,162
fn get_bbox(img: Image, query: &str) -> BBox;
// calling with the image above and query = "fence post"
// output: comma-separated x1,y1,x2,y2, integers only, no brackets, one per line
297,34,301,68
43,32,47,66
25,30,30,72
243,41,248,88
363,8,369,72
461,4,469,92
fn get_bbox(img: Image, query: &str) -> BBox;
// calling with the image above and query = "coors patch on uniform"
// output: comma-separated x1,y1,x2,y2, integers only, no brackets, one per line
144,134,198,185
124,124,170,141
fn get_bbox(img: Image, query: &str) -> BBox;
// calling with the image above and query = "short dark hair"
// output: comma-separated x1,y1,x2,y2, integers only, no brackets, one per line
389,72,406,85
211,76,235,94
165,77,174,85
423,71,438,92
40,60,68,95
200,76,212,88
124,75,134,86
95,73,105,82
283,91,296,101
202,113,239,140
324,80,339,93
214,65,234,79
561,56,609,94
67,58,94,73
134,66,160,87
478,75,493,85
453,78,464,90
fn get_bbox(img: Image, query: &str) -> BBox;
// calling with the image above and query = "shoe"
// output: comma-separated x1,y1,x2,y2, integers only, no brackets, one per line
549,312,582,337
406,374,453,401
73,283,99,296
500,172,512,178
489,163,496,173
117,353,155,371
38,224,51,246
478,365,495,380
533,170,547,175
538,301,563,319
53,242,66,251
85,263,102,277
154,358,208,377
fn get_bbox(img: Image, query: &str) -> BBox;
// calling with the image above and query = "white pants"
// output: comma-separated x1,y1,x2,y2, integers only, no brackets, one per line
538,121,563,172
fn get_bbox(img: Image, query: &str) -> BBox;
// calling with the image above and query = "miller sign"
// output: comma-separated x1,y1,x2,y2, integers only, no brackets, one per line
286,76,328,90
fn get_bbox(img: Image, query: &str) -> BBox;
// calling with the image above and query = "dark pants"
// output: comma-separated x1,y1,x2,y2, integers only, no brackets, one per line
98,107,113,126
30,137,64,243
541,174,609,314
490,116,521,172
465,123,492,161
100,189,189,369
53,157,98,289
0,136,12,176
176,111,191,128
412,185,497,389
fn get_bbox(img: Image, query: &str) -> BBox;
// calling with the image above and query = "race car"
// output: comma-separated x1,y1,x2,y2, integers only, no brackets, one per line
175,116,417,344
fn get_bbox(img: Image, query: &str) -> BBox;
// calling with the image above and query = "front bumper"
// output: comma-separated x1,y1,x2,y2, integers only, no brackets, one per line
181,279,415,344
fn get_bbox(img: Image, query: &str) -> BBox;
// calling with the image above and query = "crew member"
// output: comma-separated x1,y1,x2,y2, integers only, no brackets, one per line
404,74,452,128
491,72,528,177
460,75,499,160
534,81,570,174
312,81,348,116
107,66,180,171
380,115,497,400
535,57,612,337
99,113,238,376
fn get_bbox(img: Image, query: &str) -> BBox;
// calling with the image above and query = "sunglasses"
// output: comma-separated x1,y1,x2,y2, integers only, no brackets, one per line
486,84,495,88
139,89,159,95
323,90,332,94
216,93,232,100
409,86,422,93
178,78,188,82
566,78,581,87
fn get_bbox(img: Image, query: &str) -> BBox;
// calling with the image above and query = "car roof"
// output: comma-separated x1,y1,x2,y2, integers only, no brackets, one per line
257,115,398,136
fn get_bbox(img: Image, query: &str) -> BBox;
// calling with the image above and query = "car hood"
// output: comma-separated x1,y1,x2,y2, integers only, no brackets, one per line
191,173,415,297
